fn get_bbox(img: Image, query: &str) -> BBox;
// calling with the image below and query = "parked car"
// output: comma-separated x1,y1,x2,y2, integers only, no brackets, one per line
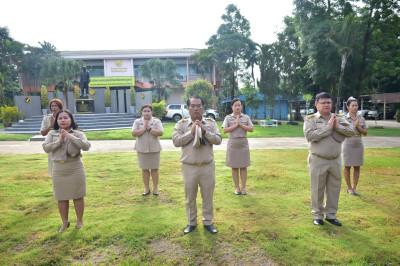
366,110,383,119
164,104,220,122
357,110,370,118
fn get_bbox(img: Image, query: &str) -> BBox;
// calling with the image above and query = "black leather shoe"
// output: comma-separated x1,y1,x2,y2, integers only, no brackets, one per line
313,219,324,226
142,190,150,196
204,224,218,234
183,225,196,235
326,218,342,226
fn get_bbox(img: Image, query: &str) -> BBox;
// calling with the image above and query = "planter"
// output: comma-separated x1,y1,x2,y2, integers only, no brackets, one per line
19,120,24,123
105,107,111,113
130,106,136,113
3,123,12,127
42,109,48,115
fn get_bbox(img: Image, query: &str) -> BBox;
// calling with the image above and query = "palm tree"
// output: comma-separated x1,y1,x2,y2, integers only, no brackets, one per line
328,13,361,112
40,57,83,108
139,58,182,102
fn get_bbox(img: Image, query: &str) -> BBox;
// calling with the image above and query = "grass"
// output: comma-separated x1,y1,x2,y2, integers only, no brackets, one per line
0,148,399,264
1,122,399,141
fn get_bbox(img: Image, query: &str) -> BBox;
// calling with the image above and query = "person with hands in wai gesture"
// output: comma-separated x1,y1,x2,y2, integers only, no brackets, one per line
303,92,354,227
132,104,164,196
222,98,254,195
42,110,91,232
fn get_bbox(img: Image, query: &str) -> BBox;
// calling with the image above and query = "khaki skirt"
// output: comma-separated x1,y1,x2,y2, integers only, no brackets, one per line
226,137,250,168
137,152,160,170
342,141,364,167
52,159,86,201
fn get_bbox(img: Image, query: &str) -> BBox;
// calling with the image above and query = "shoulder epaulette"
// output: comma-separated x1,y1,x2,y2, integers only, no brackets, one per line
178,118,185,123
205,117,215,122
306,114,315,119
336,114,343,117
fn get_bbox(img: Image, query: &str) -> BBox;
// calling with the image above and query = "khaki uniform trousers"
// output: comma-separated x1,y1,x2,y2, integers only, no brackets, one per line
182,160,215,226
308,154,342,219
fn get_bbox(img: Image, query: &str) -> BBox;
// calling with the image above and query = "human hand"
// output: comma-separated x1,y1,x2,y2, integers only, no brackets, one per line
354,117,360,128
61,129,74,140
144,121,150,131
328,114,336,129
50,116,55,126
236,115,241,125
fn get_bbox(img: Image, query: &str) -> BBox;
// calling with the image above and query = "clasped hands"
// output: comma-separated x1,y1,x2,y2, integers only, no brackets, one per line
59,129,75,142
191,120,206,135
328,114,339,129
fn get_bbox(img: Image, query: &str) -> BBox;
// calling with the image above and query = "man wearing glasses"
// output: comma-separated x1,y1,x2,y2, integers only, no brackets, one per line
172,96,222,235
304,92,354,226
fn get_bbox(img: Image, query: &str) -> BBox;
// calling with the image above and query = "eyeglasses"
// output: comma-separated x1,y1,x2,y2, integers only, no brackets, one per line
189,104,203,108
318,102,332,105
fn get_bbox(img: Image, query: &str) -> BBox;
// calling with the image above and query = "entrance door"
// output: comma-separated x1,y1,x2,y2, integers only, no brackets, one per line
111,87,129,113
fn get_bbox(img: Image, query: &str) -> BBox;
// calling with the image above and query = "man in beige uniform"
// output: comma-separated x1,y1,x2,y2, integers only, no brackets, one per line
172,96,222,234
303,92,354,226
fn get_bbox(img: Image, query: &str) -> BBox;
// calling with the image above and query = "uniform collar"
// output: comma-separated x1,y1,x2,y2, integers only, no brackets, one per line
188,117,205,124
141,117,154,123
230,113,243,117
315,112,332,120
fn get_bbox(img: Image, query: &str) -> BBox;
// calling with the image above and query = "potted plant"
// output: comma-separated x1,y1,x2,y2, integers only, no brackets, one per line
130,86,136,113
41,85,49,115
0,105,19,127
18,110,24,122
105,86,111,113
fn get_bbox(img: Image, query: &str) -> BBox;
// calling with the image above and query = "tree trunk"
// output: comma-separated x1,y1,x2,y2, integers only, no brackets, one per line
357,9,373,99
336,52,348,112
63,89,69,110
330,76,336,102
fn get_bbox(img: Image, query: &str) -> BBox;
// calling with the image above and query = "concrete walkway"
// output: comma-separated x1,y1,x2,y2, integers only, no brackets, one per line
1,136,399,154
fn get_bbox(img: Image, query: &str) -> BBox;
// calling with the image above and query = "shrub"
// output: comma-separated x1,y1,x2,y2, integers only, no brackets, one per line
151,101,166,119
183,79,215,110
0,105,19,125
104,86,111,107
40,85,49,109
130,86,136,106
74,85,80,99
395,109,400,123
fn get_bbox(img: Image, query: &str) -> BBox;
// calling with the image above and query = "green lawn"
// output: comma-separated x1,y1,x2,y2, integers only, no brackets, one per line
1,122,399,141
0,148,399,264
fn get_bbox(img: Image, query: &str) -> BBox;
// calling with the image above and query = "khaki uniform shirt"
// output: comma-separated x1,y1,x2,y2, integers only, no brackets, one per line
172,117,222,164
40,114,53,132
43,129,91,161
344,114,368,145
132,117,163,153
222,113,254,138
303,112,354,158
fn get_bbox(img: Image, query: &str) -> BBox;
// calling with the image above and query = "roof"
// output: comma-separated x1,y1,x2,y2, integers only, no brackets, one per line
60,48,200,60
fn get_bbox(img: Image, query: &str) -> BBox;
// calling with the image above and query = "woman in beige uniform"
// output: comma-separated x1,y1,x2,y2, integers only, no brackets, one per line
342,97,368,196
222,98,254,195
39,99,63,175
43,110,91,232
132,104,164,196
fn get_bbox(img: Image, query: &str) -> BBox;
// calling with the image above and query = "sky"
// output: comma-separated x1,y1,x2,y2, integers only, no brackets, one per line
1,0,295,51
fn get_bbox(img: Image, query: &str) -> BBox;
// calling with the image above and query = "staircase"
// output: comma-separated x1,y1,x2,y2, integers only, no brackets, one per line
3,113,140,134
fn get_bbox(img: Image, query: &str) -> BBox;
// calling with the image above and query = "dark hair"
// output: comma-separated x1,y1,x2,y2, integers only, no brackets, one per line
346,96,358,107
187,96,204,106
141,104,153,111
49,99,63,110
315,92,332,103
53,110,78,130
231,98,242,106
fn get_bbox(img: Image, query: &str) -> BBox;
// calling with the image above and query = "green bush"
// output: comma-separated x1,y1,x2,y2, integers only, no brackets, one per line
183,79,215,110
104,86,111,107
40,85,49,109
74,85,80,99
18,110,24,120
395,109,400,123
130,86,136,106
151,100,166,119
0,105,19,125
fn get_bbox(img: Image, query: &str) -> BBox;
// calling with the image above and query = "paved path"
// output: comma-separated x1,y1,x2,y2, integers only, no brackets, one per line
1,137,399,154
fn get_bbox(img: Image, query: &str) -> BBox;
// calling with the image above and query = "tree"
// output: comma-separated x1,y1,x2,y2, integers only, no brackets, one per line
183,79,215,110
258,43,280,119
139,58,182,102
241,80,260,119
206,4,257,101
327,12,361,111
40,57,83,108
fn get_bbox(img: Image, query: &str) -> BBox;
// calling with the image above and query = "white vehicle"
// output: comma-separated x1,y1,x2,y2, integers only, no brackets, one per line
164,104,219,122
